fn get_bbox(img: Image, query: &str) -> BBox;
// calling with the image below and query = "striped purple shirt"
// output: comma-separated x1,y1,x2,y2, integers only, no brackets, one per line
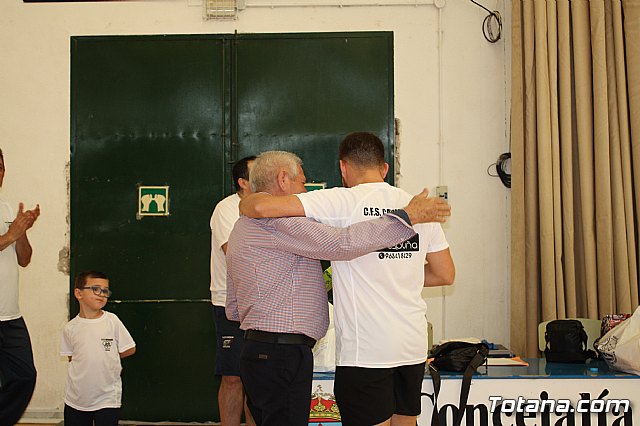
225,212,416,340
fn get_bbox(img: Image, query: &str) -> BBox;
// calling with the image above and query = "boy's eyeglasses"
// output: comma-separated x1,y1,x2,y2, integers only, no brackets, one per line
80,286,112,298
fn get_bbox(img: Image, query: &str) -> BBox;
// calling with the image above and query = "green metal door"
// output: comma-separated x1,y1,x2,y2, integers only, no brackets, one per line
233,32,395,186
71,35,228,421
71,32,393,422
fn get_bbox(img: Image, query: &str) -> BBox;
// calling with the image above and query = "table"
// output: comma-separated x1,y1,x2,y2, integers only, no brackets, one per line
309,358,639,425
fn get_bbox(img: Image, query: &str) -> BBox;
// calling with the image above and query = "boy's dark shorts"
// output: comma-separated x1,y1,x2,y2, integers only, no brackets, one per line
334,362,426,426
212,305,245,376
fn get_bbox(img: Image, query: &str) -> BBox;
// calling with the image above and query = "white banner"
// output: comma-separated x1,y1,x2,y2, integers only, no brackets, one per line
310,375,639,425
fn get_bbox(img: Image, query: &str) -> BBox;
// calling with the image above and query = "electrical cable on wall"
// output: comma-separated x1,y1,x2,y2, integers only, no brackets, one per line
469,0,502,43
487,152,511,188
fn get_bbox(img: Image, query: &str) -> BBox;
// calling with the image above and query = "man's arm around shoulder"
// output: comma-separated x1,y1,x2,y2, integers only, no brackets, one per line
239,193,305,218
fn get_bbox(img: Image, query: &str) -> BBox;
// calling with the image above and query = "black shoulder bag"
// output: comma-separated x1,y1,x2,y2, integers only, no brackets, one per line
427,341,489,426
544,319,596,363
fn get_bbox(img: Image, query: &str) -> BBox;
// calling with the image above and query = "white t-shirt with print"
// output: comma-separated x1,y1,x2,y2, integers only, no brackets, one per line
210,193,240,307
0,198,20,321
296,182,449,368
60,311,136,411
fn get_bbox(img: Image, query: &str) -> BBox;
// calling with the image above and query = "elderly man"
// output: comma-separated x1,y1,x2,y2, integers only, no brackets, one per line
225,150,450,426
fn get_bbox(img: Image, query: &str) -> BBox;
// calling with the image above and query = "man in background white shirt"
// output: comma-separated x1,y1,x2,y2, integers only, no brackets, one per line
210,156,256,426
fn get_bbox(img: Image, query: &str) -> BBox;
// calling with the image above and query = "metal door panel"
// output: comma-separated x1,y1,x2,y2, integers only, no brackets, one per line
72,36,227,301
108,302,219,421
233,32,394,187
71,35,227,421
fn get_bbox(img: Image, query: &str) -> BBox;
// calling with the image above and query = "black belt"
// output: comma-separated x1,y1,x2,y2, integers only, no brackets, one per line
244,330,316,347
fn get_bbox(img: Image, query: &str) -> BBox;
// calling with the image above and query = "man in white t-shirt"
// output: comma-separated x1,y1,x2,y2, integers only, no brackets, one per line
0,148,41,426
210,156,256,426
240,133,454,426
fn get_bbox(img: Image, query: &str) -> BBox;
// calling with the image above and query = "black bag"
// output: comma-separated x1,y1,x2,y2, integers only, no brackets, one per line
544,319,596,363
428,342,489,426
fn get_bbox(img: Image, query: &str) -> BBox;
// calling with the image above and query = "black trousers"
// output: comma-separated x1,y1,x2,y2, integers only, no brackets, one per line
0,318,37,426
240,340,313,426
64,405,121,426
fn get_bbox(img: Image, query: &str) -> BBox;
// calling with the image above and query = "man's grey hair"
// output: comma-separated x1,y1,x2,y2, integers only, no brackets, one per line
249,151,302,192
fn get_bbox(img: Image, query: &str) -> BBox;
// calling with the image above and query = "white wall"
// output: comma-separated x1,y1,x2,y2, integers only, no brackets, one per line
0,0,510,416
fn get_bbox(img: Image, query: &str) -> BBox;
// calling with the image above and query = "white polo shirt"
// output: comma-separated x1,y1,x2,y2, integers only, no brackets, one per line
296,182,449,368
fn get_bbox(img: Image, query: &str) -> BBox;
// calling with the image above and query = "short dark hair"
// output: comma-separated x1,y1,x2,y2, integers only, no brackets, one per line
232,156,256,192
339,132,385,168
0,148,4,163
74,271,108,289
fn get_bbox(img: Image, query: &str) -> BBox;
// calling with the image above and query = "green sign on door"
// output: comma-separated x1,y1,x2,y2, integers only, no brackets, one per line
138,186,169,216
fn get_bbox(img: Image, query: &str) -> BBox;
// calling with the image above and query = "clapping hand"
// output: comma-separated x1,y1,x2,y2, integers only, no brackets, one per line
8,203,40,240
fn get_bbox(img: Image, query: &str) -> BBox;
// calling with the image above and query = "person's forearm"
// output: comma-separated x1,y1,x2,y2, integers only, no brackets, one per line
273,213,416,261
0,232,16,251
240,193,305,218
423,249,455,287
329,213,415,261
0,226,24,252
424,265,454,287
15,235,33,267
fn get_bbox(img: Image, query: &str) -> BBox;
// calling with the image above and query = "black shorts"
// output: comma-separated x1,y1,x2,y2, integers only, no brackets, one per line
334,362,426,426
64,405,120,426
212,305,245,376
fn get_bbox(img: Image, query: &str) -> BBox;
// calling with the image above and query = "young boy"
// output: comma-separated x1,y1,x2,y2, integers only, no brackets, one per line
60,271,136,426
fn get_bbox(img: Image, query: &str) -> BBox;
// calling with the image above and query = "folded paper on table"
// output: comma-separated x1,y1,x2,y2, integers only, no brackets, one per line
427,356,529,367
486,356,529,366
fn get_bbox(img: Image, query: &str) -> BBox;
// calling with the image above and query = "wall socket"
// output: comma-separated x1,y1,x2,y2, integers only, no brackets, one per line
436,185,448,201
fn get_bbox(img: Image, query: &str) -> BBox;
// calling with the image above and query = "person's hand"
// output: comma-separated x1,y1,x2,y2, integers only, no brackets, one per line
25,204,40,228
404,188,451,225
7,203,32,240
